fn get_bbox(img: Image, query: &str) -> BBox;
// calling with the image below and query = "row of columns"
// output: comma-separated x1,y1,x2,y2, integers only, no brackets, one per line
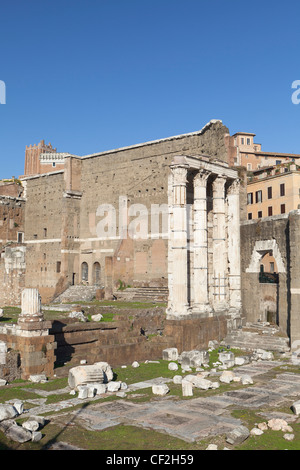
167,163,241,319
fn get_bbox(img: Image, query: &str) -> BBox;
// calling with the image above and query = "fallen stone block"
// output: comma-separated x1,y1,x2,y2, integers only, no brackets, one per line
283,433,295,441
291,400,300,415
31,431,43,442
22,419,40,432
152,384,169,396
0,404,18,422
168,362,178,371
107,381,122,392
0,379,7,386
132,361,140,368
162,348,178,361
250,428,264,436
92,383,107,395
68,364,105,390
267,418,289,431
241,375,253,385
226,425,250,445
91,314,103,322
220,371,235,384
94,362,114,383
173,375,182,384
192,377,212,390
178,350,209,368
182,380,193,397
29,374,47,383
5,423,32,443
78,385,89,399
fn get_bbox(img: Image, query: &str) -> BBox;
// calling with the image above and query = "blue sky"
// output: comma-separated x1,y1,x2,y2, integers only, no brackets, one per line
1,0,300,178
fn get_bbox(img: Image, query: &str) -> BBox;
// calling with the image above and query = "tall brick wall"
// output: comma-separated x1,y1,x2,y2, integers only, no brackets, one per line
22,121,232,302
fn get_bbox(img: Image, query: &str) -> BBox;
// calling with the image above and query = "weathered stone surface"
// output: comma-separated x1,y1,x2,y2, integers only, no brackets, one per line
5,423,32,443
220,371,235,384
94,362,114,383
29,374,47,383
162,348,178,361
226,425,250,445
107,381,122,392
291,400,300,415
178,350,209,368
168,362,178,371
173,375,182,384
152,384,169,396
182,380,193,397
0,404,18,422
68,365,105,390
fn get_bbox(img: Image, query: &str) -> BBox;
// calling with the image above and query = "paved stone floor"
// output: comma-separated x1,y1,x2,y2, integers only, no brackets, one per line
16,359,300,444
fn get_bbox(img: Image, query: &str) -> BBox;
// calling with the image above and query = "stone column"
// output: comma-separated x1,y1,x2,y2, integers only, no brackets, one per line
18,288,43,324
192,170,212,315
227,179,242,316
16,288,56,380
167,164,191,318
212,175,228,312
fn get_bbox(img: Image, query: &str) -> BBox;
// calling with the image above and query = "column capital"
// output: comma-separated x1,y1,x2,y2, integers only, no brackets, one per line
227,178,240,195
170,164,189,185
193,169,211,187
212,174,227,194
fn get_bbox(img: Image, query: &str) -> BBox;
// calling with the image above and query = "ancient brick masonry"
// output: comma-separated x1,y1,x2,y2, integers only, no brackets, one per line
20,120,235,304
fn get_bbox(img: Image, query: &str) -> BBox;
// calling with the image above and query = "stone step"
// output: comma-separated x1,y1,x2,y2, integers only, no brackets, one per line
224,323,290,353
114,287,168,302
53,286,98,304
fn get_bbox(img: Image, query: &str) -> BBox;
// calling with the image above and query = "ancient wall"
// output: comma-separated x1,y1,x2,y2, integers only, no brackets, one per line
21,121,232,302
240,211,300,346
23,172,65,303
0,246,26,307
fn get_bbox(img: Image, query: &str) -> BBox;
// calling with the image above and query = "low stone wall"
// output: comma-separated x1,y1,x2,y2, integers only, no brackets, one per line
50,313,230,370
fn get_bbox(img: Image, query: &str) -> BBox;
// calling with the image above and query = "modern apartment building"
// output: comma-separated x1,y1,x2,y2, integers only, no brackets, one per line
226,132,300,170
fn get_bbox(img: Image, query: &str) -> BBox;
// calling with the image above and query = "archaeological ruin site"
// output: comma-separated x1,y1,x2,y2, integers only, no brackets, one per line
1,119,300,450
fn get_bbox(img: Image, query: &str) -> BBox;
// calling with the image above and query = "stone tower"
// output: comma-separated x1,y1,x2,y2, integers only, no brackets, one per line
24,140,57,176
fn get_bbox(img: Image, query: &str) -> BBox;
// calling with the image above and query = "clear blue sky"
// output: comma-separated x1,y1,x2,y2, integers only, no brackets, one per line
1,0,300,178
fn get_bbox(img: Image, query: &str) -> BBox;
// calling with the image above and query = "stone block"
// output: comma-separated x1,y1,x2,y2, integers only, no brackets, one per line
226,425,250,445
162,348,178,361
152,384,169,396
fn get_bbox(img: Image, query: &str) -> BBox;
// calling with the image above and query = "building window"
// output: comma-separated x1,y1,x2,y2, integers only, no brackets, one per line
280,183,285,196
247,163,252,171
247,138,251,145
258,211,262,218
276,160,282,165
43,228,47,238
255,190,262,203
17,232,24,243
56,261,61,273
281,204,286,214
248,213,252,220
241,137,244,145
270,262,275,273
267,187,272,199
247,193,253,204
52,162,56,167
268,206,273,216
